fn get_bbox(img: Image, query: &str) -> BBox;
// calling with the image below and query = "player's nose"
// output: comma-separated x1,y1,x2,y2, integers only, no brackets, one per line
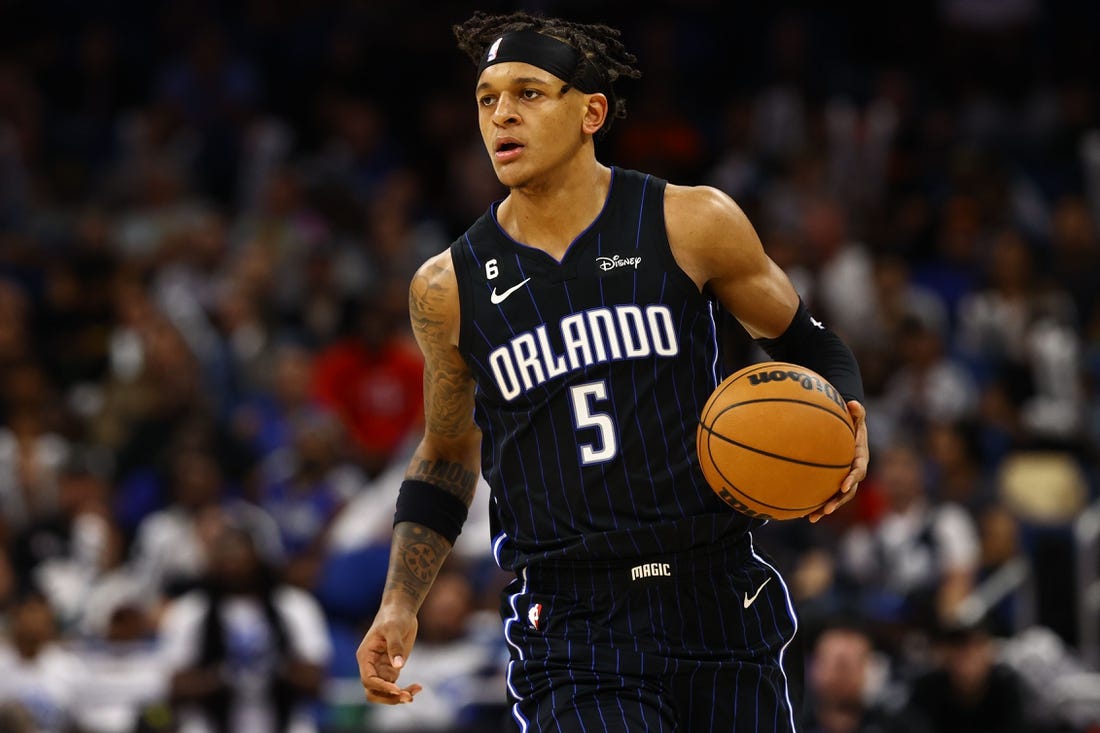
492,94,520,125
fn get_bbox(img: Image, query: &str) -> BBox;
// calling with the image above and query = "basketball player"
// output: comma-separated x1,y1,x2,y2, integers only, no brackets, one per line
357,11,869,731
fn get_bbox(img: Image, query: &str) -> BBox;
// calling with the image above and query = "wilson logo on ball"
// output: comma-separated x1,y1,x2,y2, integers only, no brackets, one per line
746,369,845,410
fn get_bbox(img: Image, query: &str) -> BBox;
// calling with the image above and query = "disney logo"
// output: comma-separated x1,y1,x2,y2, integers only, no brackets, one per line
596,255,642,271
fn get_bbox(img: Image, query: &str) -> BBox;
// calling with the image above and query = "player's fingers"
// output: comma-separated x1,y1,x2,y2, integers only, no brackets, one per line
357,651,400,683
386,635,410,671
841,463,864,491
363,677,421,703
808,482,859,523
842,400,870,491
367,677,422,704
821,486,858,516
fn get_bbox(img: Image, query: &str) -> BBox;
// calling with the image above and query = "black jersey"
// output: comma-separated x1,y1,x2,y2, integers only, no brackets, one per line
451,167,761,570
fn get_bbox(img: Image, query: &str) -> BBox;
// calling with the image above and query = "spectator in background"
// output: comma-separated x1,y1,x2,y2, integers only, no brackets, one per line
906,620,1030,733
911,194,986,325
840,440,981,631
361,168,451,288
311,283,423,478
129,444,282,599
256,409,361,589
155,24,261,205
0,281,33,373
1048,195,1100,334
0,593,83,733
92,295,206,471
10,449,120,630
956,228,1084,443
0,361,70,537
865,253,949,360
803,620,929,733
972,503,1029,636
231,342,323,461
924,420,994,510
802,198,877,346
159,524,330,733
880,312,980,439
68,597,170,733
149,210,239,416
109,157,210,270
212,276,281,407
32,211,118,396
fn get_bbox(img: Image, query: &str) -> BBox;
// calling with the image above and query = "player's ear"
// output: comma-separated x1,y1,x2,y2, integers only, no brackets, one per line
581,92,609,136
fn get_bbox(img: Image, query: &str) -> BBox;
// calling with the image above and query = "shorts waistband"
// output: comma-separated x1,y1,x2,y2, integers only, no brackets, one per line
520,531,754,588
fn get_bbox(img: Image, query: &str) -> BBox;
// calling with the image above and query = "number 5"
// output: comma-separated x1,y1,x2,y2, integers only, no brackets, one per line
569,381,618,465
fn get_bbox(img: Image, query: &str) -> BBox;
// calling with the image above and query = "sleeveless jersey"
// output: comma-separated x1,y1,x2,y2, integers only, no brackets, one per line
450,167,761,570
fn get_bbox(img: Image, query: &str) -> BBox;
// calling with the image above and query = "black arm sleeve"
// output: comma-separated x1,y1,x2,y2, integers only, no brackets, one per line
394,479,469,545
754,299,865,403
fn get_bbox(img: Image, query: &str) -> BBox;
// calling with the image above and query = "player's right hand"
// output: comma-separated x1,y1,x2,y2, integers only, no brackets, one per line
357,606,422,704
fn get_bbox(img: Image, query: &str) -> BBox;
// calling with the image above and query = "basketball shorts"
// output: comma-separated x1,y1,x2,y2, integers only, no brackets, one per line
499,533,800,732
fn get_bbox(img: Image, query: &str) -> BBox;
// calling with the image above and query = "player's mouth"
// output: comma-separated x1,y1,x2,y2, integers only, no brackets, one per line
494,138,525,162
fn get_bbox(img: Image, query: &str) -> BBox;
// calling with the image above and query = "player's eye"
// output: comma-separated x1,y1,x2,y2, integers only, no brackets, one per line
478,95,496,107
521,88,541,100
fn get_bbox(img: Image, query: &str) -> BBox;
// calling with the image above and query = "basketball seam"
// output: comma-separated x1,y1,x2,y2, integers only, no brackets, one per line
698,422,853,469
715,478,826,513
699,420,827,517
702,428,828,513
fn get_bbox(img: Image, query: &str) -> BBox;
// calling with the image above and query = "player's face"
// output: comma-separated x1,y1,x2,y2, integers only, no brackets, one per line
475,62,589,186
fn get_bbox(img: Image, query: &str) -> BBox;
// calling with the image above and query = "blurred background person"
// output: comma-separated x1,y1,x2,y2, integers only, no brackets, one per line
0,593,83,733
159,524,331,733
906,620,1031,733
802,619,930,733
839,439,981,633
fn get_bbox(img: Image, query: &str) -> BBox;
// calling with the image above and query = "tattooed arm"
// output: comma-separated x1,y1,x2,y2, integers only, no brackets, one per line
357,250,482,705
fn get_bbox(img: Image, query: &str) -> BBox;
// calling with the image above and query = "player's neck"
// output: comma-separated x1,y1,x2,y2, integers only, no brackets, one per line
498,161,611,260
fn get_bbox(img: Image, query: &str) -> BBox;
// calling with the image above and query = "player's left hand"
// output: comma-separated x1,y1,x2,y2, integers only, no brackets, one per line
808,400,868,524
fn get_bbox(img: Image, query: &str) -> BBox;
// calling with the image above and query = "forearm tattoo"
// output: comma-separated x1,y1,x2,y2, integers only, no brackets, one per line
408,457,478,505
385,522,451,605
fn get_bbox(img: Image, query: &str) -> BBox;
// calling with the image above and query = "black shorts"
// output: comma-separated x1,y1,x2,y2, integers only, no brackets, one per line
499,532,800,732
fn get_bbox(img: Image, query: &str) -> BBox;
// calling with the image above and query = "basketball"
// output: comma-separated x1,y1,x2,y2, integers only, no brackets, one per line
696,361,855,520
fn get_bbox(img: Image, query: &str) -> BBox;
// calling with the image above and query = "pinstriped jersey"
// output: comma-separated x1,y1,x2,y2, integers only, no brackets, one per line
450,167,761,570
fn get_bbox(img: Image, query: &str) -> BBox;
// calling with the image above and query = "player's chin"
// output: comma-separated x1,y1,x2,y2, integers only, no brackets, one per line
492,162,532,188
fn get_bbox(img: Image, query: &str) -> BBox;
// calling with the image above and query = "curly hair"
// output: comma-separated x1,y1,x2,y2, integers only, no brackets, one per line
453,10,642,133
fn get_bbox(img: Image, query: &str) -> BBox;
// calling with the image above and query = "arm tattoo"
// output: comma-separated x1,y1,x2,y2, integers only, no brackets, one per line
409,260,478,442
408,457,478,505
379,255,480,610
385,523,451,605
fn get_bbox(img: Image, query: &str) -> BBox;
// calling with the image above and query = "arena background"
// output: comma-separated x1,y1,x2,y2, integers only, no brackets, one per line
1,1,1099,732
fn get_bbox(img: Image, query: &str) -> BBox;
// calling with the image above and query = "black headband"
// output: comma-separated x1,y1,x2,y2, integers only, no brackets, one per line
477,30,608,96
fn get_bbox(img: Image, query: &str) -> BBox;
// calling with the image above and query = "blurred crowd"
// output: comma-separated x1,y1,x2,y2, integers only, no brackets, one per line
1,1,1099,732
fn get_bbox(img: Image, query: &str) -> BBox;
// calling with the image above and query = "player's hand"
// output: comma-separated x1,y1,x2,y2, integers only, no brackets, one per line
808,400,868,523
357,605,422,704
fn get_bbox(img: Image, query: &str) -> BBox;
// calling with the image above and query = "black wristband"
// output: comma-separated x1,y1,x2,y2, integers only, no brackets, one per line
754,300,865,403
394,479,469,545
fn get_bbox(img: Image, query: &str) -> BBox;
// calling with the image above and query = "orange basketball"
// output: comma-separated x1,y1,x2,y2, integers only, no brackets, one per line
696,361,855,520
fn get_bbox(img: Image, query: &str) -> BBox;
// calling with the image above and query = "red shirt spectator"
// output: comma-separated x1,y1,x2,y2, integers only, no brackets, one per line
311,294,424,477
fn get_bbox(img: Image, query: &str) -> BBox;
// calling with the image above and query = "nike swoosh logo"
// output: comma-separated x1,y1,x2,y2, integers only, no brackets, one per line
490,278,531,305
743,578,772,608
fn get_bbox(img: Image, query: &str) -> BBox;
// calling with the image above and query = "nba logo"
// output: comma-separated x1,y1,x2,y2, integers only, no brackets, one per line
486,37,503,62
528,603,542,630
